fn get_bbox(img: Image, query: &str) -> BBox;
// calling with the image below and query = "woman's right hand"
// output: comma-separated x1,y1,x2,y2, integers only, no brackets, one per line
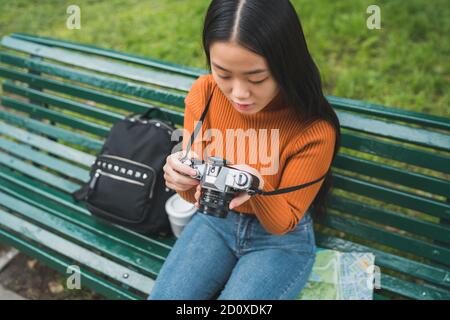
163,151,201,192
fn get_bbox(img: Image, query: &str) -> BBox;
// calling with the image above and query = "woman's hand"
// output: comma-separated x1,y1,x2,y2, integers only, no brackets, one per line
163,150,200,192
194,164,264,210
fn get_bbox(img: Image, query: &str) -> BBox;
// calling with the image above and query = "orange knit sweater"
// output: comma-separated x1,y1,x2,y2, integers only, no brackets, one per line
178,74,336,235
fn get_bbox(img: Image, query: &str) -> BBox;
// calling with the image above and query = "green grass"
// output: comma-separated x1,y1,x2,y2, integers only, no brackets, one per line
0,0,448,117
0,1,447,300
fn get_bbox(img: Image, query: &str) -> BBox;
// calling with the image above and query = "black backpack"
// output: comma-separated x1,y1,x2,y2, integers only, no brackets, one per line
72,108,179,237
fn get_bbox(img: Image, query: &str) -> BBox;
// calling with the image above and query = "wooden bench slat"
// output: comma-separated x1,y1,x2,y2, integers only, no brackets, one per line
0,121,95,166
0,151,80,192
0,54,186,107
0,228,142,300
323,214,450,265
2,96,110,137
0,72,185,125
0,166,174,257
373,293,391,300
4,81,123,123
380,273,450,300
0,111,103,151
0,166,91,214
0,191,164,279
0,208,154,294
338,111,450,152
334,173,450,221
1,36,195,91
0,137,89,182
334,153,450,198
342,132,450,175
329,195,450,245
317,235,450,289
11,32,207,78
0,141,173,255
3,81,184,131
328,95,450,131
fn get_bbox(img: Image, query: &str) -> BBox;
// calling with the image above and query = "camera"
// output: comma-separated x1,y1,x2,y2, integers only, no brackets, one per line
181,156,261,218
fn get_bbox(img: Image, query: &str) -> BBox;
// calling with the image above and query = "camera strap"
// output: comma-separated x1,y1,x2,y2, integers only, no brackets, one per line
183,82,329,196
181,83,217,161
246,171,329,196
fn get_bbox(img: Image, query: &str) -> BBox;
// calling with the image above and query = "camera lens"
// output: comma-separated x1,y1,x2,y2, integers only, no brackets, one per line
198,188,234,218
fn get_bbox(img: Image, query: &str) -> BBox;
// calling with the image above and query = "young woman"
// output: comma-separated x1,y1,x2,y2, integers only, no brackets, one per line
149,0,340,300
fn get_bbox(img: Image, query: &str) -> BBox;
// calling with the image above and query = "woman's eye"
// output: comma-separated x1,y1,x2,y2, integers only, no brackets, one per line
217,75,267,84
249,78,267,84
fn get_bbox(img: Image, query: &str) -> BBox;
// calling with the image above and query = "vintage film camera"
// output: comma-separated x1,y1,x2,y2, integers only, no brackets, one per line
181,156,261,218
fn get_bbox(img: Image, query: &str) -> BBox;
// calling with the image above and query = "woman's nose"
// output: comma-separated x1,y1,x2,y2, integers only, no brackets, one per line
231,81,251,101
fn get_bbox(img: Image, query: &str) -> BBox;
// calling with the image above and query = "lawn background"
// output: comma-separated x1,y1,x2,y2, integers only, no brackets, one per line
0,0,448,118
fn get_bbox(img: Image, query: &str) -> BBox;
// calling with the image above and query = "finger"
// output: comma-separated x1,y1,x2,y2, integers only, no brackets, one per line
194,189,200,201
180,150,200,160
165,162,194,183
229,193,251,209
165,182,175,191
194,184,201,201
169,154,198,176
165,164,199,186
166,181,195,193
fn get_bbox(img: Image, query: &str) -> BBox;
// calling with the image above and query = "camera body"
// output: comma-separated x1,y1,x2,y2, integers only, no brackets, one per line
181,156,260,218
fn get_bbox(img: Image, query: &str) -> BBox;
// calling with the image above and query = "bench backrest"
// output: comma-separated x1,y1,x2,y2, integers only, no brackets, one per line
0,33,449,300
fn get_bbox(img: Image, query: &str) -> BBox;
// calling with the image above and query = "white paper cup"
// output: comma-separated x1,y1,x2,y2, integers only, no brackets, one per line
165,193,197,238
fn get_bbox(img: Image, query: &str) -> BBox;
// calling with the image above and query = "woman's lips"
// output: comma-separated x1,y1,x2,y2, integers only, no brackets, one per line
233,102,253,110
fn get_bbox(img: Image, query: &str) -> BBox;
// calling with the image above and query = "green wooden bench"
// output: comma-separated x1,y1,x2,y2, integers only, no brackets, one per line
0,33,449,300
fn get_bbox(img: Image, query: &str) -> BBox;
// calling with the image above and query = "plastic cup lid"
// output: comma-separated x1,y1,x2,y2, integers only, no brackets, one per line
166,194,197,217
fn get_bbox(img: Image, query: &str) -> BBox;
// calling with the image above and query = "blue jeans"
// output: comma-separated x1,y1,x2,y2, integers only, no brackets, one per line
148,208,316,300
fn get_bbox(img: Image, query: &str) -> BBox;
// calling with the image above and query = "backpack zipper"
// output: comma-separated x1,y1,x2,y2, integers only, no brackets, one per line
128,116,174,132
146,119,174,132
99,155,157,199
90,169,156,199
101,154,155,171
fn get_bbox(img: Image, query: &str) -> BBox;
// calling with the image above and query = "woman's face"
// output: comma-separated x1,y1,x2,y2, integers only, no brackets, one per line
210,41,280,115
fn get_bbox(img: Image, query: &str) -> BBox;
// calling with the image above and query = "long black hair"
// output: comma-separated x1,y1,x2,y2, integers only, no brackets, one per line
202,0,341,221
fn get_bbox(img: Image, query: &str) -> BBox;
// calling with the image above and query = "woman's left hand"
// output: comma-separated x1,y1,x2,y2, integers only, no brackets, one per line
194,164,264,210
